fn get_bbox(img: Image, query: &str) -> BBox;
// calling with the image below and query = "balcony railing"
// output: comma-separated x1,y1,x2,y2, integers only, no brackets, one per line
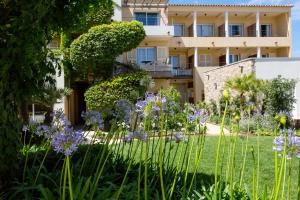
138,62,193,77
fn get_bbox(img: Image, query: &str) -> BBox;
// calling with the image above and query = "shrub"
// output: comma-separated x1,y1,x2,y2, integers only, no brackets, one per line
263,76,296,117
85,71,149,113
70,21,146,76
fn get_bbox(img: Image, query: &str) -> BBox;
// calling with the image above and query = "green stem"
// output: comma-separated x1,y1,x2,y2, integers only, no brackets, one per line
62,158,67,200
34,145,50,184
115,142,141,199
159,123,166,200
274,131,287,200
230,124,239,200
214,100,228,200
138,142,144,200
188,133,206,194
66,156,73,200
22,134,33,183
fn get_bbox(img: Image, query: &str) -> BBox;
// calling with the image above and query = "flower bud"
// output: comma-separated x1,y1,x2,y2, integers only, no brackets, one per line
280,115,286,125
234,115,240,122
223,90,230,100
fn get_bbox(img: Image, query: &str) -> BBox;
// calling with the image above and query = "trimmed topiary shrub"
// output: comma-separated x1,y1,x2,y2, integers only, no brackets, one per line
85,71,150,112
70,21,145,76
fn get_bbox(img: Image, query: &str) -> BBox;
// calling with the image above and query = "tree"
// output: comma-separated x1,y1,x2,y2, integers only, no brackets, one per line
225,73,265,112
263,76,296,117
69,21,146,78
0,0,112,188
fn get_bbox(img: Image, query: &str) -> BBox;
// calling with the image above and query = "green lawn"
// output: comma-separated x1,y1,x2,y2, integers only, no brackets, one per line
111,135,299,199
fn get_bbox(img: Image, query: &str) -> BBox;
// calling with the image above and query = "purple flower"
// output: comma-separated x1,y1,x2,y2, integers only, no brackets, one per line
174,133,184,143
135,93,166,118
114,100,132,123
273,129,300,159
51,128,84,156
125,131,147,142
81,111,104,129
35,125,51,137
51,109,71,128
187,107,208,124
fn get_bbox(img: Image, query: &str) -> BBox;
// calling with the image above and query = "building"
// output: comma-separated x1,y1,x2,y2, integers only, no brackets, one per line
48,1,300,123
117,1,292,105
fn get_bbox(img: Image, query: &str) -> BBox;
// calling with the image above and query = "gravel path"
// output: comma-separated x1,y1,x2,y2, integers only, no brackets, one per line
205,123,230,136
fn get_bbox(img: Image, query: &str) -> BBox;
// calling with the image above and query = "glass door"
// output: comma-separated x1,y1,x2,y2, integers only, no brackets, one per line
169,56,180,75
261,24,272,37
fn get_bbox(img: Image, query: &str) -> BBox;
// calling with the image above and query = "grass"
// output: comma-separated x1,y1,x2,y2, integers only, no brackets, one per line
111,135,299,199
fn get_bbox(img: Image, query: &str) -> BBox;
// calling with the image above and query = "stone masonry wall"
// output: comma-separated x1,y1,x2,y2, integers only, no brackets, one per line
202,59,255,102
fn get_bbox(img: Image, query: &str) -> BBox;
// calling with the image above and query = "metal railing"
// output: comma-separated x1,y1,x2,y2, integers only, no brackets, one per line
122,17,168,26
138,62,193,77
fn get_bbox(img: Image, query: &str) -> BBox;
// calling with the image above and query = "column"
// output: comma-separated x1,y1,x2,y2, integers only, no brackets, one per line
193,11,197,37
226,47,230,65
257,47,261,58
194,47,198,67
256,11,260,37
225,11,229,37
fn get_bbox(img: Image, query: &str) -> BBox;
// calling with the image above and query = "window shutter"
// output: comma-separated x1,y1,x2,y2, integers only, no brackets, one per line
157,47,168,65
127,49,137,64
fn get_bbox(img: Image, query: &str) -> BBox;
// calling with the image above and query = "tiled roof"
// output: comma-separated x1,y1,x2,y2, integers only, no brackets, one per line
168,2,293,7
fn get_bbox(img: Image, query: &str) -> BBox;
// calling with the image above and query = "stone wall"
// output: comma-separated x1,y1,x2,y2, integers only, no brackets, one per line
202,59,255,102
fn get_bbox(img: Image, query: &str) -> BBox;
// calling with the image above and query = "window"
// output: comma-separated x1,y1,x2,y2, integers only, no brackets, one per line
199,54,212,66
197,24,214,37
229,24,243,36
169,55,180,69
229,54,240,63
261,24,272,37
137,47,156,65
174,24,184,36
134,12,159,26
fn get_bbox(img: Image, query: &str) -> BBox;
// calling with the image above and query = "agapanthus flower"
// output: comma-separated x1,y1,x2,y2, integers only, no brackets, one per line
187,107,208,124
114,100,132,124
81,111,104,129
174,133,184,143
273,129,300,159
135,93,166,118
35,125,51,137
51,109,71,128
51,127,84,156
125,131,147,142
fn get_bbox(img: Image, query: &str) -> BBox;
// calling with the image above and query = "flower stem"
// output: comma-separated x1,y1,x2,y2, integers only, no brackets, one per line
115,141,140,199
66,156,73,200
34,145,50,184
214,100,228,200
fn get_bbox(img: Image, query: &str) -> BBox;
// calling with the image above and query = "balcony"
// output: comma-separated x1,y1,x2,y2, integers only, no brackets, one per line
138,62,192,78
123,16,174,37
169,37,290,48
143,26,174,37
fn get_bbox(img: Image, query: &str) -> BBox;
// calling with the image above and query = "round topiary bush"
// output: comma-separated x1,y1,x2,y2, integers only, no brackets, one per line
85,71,150,112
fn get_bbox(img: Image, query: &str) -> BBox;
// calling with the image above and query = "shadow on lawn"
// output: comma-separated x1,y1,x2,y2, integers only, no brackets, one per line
9,144,219,199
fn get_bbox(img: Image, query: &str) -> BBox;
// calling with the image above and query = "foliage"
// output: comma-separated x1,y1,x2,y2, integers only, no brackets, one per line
70,21,146,77
225,74,265,113
85,71,149,112
0,0,111,185
263,76,296,117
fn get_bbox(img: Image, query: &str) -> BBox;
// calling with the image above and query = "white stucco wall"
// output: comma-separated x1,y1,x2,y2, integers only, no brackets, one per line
53,56,65,111
112,0,122,21
255,58,300,119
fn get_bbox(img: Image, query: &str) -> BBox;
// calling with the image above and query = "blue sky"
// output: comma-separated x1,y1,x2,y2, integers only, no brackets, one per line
169,0,300,57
